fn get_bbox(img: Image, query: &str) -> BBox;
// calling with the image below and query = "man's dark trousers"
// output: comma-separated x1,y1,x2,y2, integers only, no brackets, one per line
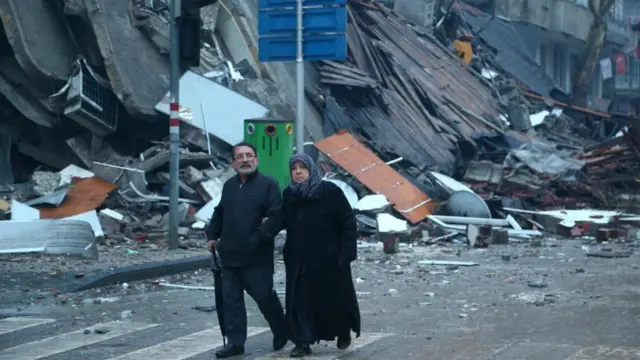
222,261,286,346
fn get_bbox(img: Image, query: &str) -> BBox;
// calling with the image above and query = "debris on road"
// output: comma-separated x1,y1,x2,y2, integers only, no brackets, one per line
417,260,478,267
0,0,637,282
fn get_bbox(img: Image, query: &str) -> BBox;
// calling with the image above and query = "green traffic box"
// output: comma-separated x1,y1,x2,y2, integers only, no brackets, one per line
244,118,294,191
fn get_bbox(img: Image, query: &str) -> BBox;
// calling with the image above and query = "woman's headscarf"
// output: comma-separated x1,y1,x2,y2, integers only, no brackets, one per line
288,153,323,199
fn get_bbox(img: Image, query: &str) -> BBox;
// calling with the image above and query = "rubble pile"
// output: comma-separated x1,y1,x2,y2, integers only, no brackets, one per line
0,0,267,184
0,148,233,250
0,0,274,256
457,112,639,210
0,0,639,261
316,1,505,175
303,1,640,249
309,1,637,212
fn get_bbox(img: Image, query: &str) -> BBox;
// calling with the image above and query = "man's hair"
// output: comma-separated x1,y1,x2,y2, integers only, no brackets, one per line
232,141,257,158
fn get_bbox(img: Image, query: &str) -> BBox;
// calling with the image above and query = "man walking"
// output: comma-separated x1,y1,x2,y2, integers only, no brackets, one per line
207,142,288,358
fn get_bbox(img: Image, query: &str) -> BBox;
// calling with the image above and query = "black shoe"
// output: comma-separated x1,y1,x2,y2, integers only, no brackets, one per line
337,333,351,350
273,333,288,351
215,344,244,358
289,345,311,357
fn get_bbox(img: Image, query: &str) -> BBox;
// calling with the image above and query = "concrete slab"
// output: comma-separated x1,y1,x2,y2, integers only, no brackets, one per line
0,57,61,126
0,0,77,89
83,0,169,119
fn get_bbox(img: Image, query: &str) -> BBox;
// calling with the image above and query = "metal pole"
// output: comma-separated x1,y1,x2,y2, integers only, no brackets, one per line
168,0,181,249
201,103,217,170
200,103,212,155
295,0,304,154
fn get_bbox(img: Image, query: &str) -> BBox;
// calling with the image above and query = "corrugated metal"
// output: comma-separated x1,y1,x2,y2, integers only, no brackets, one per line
0,219,97,259
314,131,437,224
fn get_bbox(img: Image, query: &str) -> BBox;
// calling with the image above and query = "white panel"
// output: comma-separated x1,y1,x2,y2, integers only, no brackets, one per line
105,326,269,360
154,71,269,146
255,332,389,360
10,201,40,221
0,320,159,360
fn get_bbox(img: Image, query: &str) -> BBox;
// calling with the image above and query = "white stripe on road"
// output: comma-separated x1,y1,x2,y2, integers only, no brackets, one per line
0,317,56,336
105,326,270,360
567,345,640,359
255,332,390,360
0,320,159,360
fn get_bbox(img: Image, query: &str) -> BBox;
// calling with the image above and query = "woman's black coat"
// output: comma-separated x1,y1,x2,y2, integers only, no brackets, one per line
282,180,361,342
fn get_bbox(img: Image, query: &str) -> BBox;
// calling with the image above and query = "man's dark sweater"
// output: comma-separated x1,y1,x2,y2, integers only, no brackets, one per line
206,170,283,267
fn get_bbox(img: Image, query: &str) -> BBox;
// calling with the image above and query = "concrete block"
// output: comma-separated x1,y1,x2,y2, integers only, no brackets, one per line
184,166,204,185
492,228,509,245
596,228,612,243
479,225,493,236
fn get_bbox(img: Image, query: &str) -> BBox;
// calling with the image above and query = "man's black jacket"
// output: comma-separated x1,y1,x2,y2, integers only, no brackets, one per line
206,170,283,267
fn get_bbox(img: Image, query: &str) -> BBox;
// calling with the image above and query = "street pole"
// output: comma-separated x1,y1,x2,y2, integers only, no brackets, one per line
168,0,181,249
295,0,304,154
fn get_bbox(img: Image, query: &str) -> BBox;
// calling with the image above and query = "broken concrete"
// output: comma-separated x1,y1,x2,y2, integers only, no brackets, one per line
83,0,169,119
0,0,77,89
0,62,59,127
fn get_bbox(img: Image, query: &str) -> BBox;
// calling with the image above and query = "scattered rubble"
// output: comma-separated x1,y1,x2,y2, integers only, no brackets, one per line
308,1,640,261
0,0,638,293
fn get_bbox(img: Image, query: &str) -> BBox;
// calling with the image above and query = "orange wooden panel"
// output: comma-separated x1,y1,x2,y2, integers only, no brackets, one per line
38,177,117,219
315,131,437,224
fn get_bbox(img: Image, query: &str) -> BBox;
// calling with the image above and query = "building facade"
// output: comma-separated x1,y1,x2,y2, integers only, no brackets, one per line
394,0,640,115
492,0,639,114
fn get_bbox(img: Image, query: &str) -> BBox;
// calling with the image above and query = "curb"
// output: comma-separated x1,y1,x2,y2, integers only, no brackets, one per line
66,255,213,293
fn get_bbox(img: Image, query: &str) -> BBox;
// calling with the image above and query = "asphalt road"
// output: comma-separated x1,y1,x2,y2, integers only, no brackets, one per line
1,238,639,359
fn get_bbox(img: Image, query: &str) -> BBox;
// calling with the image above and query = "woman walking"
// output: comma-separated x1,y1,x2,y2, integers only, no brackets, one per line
282,153,361,358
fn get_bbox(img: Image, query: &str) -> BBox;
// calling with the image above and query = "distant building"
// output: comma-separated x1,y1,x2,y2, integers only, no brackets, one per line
394,0,640,115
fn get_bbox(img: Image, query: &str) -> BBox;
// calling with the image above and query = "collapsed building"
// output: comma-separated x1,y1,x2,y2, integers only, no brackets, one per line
1,0,639,255
0,0,315,183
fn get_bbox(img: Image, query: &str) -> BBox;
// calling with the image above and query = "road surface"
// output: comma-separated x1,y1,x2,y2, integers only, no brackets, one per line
1,238,639,359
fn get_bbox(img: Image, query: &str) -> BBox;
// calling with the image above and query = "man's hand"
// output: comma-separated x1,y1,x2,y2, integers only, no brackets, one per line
207,240,218,252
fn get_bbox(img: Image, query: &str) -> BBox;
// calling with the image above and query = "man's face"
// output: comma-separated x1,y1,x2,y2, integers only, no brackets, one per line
232,145,258,175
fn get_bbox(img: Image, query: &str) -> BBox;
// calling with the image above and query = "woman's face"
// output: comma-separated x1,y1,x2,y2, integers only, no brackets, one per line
291,161,310,183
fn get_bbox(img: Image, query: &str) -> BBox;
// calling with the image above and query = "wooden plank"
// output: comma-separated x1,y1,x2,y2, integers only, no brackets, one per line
349,6,382,82
315,131,438,223
320,61,372,77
